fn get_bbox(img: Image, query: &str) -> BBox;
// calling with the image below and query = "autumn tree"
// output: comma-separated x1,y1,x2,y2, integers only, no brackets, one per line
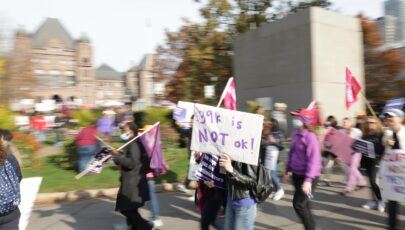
159,0,332,103
359,14,405,101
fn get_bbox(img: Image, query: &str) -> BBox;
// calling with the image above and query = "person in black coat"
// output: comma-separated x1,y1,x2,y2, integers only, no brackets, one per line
111,122,152,230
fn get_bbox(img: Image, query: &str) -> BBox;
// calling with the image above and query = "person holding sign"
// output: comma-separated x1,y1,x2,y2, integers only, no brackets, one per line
382,109,405,230
360,116,385,212
340,118,366,194
110,122,153,230
283,108,321,230
219,154,259,230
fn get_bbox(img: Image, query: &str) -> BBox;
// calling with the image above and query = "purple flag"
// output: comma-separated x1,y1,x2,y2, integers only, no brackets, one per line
139,124,169,176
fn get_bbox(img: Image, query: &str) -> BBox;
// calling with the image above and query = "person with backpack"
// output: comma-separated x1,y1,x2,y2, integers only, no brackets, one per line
283,108,322,230
0,131,22,230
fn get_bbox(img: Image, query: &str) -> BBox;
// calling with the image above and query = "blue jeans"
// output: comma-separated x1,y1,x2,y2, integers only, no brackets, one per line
77,145,97,172
271,164,282,191
147,179,160,221
224,202,256,230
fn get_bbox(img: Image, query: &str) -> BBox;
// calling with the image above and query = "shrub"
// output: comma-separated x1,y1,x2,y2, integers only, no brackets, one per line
0,105,16,130
72,109,101,127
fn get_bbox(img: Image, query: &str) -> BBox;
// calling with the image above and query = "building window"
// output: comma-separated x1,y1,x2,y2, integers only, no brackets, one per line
67,75,76,86
49,70,60,87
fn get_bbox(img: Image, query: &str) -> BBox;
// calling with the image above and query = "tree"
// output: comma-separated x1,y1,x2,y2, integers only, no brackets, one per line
160,0,332,103
359,14,405,101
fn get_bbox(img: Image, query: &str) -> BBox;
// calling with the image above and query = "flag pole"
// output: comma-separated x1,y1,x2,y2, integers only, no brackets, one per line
216,77,233,108
75,122,160,179
359,92,378,119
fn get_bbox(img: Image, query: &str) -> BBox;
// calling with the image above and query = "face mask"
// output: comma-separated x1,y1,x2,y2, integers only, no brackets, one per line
120,133,130,141
292,119,303,129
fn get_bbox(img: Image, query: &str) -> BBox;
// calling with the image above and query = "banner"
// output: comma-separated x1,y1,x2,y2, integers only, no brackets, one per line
380,150,405,202
195,154,226,189
188,151,200,181
191,103,264,165
323,128,354,163
352,139,375,159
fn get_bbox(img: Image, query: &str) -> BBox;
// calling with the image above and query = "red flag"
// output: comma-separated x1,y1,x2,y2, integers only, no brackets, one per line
307,101,322,126
345,67,362,110
219,77,236,110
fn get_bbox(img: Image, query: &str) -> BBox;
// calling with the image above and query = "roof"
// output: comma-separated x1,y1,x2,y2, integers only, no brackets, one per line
32,18,75,50
138,54,154,70
96,64,124,81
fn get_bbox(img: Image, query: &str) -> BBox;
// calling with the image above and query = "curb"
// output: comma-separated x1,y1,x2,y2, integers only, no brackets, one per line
35,181,198,205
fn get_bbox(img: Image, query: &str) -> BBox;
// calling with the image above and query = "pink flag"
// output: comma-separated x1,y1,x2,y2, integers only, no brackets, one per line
219,77,237,110
345,67,362,110
139,123,169,176
307,101,322,126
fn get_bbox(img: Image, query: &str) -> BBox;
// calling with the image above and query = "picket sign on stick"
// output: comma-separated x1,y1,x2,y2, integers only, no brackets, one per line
75,122,160,179
359,92,378,119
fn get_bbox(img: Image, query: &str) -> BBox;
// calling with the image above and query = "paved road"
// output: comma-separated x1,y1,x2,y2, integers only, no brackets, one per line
28,176,405,230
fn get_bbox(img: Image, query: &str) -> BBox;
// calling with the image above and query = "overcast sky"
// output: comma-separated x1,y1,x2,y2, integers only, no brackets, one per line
0,0,385,72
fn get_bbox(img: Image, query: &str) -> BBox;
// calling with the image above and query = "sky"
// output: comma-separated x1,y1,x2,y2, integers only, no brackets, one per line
0,0,385,72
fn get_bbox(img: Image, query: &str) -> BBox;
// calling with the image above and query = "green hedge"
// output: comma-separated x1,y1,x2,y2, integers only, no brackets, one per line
0,105,16,130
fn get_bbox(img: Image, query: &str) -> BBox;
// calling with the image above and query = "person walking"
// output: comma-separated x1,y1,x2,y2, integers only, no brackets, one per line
146,171,163,227
360,116,385,212
382,108,405,230
75,121,99,172
283,108,322,230
264,118,285,201
111,122,153,230
0,132,22,230
340,117,366,194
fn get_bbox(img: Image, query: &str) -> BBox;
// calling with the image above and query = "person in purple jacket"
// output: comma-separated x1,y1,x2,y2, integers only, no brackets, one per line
283,108,322,230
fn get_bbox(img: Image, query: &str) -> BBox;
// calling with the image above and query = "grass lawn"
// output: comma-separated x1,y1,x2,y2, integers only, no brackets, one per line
22,142,190,193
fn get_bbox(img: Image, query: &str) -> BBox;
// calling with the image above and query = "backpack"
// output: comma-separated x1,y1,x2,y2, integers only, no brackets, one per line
0,160,21,215
252,163,273,203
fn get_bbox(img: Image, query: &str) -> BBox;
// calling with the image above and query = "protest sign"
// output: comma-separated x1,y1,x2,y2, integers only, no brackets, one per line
380,150,405,202
190,104,264,166
352,139,375,159
173,101,194,122
323,128,354,163
188,151,200,181
265,145,279,170
384,98,405,111
19,177,42,230
195,154,226,189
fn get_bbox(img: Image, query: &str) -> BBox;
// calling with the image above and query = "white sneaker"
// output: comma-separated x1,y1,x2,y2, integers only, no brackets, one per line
176,184,189,194
152,219,163,227
362,200,377,210
273,189,285,201
378,200,385,213
187,195,195,202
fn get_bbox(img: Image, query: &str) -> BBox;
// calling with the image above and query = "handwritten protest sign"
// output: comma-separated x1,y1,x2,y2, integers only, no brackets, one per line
352,139,375,159
173,101,195,122
380,150,405,202
195,154,226,189
190,104,264,165
323,128,354,163
188,151,200,181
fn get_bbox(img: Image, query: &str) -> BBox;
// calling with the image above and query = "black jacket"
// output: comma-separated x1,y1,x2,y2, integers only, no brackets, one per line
114,140,150,211
227,161,258,200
